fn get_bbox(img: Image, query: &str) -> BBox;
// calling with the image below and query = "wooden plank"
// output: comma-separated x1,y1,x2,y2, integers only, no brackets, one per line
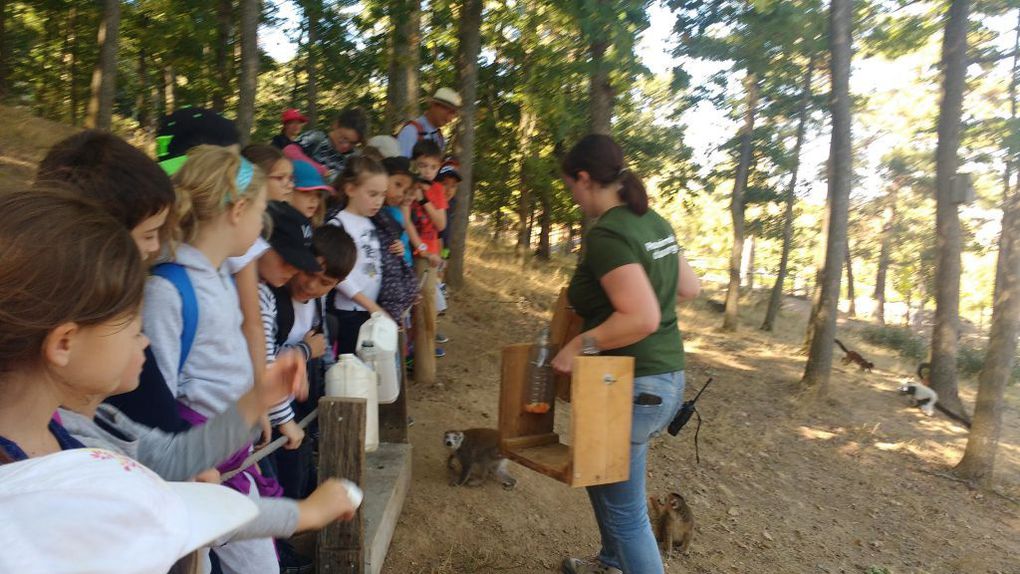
317,398,366,574
569,356,634,487
498,344,555,443
377,330,410,444
504,442,571,482
412,259,437,385
502,432,559,451
549,288,582,402
362,443,412,574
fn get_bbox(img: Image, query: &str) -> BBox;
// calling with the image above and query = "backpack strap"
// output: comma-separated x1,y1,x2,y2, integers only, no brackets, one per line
270,284,295,348
151,263,198,374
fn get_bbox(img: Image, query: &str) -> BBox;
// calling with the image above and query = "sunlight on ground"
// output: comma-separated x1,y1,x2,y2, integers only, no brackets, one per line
797,426,840,441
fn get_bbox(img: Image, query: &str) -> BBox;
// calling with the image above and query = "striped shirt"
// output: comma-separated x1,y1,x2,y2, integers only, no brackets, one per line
258,282,315,426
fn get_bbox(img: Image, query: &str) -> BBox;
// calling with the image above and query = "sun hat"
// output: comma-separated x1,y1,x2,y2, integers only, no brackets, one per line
0,448,258,574
430,87,463,110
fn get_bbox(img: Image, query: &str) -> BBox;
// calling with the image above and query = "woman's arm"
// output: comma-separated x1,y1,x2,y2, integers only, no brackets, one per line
677,253,701,302
551,263,660,374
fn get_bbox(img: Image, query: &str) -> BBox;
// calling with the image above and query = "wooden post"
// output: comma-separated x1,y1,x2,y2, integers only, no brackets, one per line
317,398,366,574
377,330,410,443
413,260,436,385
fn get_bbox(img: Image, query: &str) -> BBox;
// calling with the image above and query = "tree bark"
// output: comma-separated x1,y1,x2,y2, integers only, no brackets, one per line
444,0,482,289
536,191,552,260
995,10,1020,303
873,186,898,325
722,73,759,332
930,0,971,420
589,36,613,135
515,107,536,254
0,0,7,99
63,7,79,125
763,56,814,332
801,0,854,394
236,0,260,145
845,240,857,318
384,0,421,129
304,0,320,128
213,0,232,112
955,193,1020,484
85,0,120,130
744,234,756,291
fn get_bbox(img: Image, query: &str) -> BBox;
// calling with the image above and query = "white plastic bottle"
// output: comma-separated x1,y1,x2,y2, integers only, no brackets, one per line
324,354,379,452
356,312,400,404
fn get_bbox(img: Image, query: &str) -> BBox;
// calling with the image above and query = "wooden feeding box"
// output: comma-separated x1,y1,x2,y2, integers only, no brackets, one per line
498,344,634,487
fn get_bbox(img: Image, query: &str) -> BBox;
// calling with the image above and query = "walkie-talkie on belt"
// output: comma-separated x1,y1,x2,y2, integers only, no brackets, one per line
667,377,714,463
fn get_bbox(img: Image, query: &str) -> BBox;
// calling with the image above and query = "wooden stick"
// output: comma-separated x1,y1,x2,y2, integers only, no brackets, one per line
220,409,320,483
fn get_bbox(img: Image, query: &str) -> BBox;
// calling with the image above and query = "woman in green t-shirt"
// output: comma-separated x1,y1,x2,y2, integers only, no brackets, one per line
552,135,700,574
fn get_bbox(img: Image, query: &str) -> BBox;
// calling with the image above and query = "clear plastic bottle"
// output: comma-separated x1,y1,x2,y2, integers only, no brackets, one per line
524,328,557,414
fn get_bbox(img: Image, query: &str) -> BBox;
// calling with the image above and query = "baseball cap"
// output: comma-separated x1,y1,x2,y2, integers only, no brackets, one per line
156,107,239,162
292,160,333,193
430,87,463,110
437,163,462,182
267,201,321,273
282,108,308,124
0,448,258,574
382,156,413,177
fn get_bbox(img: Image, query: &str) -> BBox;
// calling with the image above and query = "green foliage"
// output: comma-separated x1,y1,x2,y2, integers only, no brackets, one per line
861,325,927,360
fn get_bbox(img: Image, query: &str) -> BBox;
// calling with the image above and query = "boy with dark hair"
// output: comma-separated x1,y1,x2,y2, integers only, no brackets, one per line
260,222,356,499
408,140,450,357
35,130,176,261
294,107,369,180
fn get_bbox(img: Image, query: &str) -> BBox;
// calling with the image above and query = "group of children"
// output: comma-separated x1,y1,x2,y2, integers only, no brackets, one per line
0,100,463,573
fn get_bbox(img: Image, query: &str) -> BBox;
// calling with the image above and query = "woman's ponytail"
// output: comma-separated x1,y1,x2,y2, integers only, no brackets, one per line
617,170,648,216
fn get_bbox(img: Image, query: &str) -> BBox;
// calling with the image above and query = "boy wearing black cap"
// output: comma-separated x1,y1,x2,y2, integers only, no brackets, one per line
256,202,322,450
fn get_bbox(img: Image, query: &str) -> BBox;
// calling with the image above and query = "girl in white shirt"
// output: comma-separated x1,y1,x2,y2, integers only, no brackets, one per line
327,156,392,354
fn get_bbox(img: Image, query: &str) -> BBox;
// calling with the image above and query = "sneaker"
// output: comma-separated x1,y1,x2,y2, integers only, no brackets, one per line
435,347,447,358
561,558,621,574
435,332,450,344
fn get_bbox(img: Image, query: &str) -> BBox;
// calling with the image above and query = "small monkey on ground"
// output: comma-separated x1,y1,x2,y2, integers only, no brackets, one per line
443,428,517,489
648,492,694,557
834,339,875,372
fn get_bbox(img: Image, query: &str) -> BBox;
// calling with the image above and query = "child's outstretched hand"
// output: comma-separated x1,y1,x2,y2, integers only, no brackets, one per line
296,478,358,531
278,419,306,450
389,240,405,257
263,350,308,406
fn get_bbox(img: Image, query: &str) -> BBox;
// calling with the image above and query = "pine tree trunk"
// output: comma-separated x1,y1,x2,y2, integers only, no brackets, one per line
213,0,232,111
930,0,971,420
63,7,78,124
874,187,899,324
305,0,320,128
85,0,120,130
493,208,503,242
744,234,756,291
236,0,259,145
804,207,831,351
384,0,421,129
722,73,759,332
135,44,148,127
515,108,536,254
955,193,1020,484
763,56,814,332
0,0,7,99
845,241,857,318
995,10,1020,303
589,39,612,135
536,192,552,261
801,0,854,394
444,0,482,289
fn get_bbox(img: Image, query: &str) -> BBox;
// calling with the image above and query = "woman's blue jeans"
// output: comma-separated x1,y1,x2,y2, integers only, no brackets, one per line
586,370,685,574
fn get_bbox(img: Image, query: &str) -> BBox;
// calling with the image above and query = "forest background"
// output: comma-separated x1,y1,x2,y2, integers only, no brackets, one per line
3,0,1020,484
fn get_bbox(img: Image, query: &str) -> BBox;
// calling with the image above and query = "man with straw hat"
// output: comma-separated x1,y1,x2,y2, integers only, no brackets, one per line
396,87,462,158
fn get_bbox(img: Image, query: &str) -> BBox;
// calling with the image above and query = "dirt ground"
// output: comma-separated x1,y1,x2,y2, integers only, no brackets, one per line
382,241,1020,574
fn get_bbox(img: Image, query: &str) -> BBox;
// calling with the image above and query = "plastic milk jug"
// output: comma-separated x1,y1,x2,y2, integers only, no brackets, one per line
324,354,379,452
356,312,400,404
